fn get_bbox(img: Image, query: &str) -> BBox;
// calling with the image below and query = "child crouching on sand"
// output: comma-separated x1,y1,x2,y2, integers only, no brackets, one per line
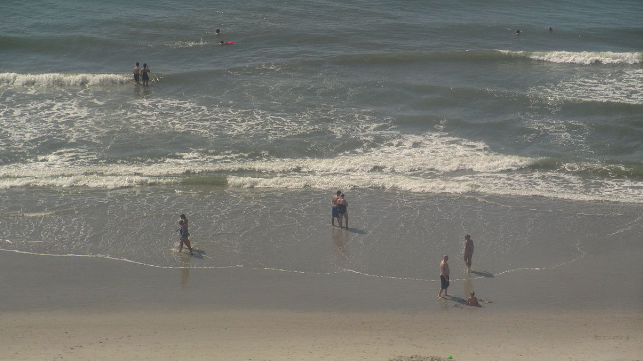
467,292,479,306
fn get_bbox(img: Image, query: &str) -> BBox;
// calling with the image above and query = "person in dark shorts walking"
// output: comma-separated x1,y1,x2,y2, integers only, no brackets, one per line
438,255,450,298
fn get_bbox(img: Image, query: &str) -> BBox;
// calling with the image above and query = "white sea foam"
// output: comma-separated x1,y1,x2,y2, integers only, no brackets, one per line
0,249,244,269
531,69,643,104
0,131,529,179
2,81,642,203
0,72,130,87
226,172,643,203
3,130,643,203
497,50,642,65
164,40,209,48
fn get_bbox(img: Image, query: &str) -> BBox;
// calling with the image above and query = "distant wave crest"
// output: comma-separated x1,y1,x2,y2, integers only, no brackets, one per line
0,72,131,87
497,50,642,65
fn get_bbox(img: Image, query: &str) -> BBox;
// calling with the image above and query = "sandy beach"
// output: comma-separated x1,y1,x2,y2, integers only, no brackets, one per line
2,308,640,361
1,244,641,361
3,0,643,359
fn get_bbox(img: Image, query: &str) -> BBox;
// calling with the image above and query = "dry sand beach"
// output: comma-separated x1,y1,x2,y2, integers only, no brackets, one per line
1,234,641,361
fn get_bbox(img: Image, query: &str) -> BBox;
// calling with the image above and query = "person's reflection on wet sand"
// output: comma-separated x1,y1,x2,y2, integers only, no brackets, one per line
464,271,474,299
180,253,191,288
332,228,350,266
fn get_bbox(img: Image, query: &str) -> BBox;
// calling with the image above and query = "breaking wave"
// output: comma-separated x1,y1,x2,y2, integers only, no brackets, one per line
497,50,642,65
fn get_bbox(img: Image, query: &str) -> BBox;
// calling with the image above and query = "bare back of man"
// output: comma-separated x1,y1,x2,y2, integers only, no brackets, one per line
438,255,450,298
133,63,140,83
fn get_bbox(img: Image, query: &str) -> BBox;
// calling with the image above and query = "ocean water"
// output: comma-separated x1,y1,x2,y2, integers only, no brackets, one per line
1,0,642,279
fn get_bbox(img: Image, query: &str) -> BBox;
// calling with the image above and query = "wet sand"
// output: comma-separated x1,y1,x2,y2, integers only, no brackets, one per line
1,244,641,361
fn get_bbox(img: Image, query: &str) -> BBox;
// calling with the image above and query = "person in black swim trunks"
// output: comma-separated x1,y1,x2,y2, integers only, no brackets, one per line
438,255,450,298
336,193,348,229
464,234,474,272
141,63,150,86
331,190,341,226
133,62,140,83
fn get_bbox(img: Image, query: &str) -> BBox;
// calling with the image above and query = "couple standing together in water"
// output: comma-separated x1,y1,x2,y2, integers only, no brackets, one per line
331,190,349,229
133,62,151,86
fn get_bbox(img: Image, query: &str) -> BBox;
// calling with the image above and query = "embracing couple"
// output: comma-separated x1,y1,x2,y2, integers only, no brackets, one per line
331,190,349,229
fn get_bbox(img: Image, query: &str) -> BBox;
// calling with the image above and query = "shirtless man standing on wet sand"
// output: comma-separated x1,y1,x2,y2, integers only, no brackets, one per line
438,255,450,298
464,234,474,272
331,190,341,226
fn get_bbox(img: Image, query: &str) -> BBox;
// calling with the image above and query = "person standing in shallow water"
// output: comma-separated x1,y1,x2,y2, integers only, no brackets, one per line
176,214,192,254
464,234,474,272
438,255,450,298
331,190,341,226
141,63,150,86
336,193,348,229
133,62,140,83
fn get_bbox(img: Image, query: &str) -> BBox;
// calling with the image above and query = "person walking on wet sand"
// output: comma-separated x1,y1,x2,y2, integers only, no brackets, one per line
336,193,348,229
464,234,474,272
438,255,450,298
176,214,192,254
331,190,341,226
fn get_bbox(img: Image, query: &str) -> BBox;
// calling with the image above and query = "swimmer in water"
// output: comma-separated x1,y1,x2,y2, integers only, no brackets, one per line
215,29,220,35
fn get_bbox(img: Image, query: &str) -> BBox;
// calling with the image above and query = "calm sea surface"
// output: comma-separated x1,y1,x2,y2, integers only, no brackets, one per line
1,0,642,276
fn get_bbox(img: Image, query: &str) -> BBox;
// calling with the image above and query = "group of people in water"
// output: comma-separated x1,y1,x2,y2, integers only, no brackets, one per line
133,62,151,86
214,29,233,45
133,29,232,85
